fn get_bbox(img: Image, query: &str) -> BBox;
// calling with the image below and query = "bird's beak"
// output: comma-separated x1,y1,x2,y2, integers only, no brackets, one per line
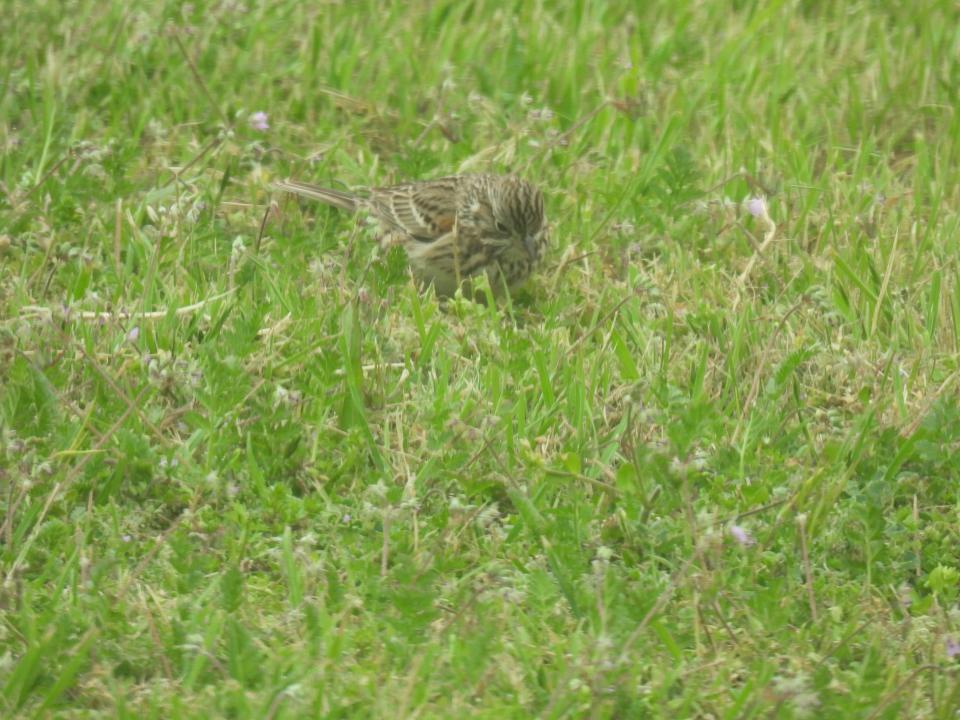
524,234,539,260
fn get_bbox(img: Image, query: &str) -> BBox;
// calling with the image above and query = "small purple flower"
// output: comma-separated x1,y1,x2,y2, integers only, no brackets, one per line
947,637,960,659
729,524,756,547
249,111,269,131
746,197,767,218
126,326,140,343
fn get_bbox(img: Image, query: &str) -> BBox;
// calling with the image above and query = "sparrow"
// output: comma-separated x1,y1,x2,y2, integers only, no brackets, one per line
274,173,548,297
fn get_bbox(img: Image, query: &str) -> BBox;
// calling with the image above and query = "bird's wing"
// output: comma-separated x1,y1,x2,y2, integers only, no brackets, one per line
367,177,463,242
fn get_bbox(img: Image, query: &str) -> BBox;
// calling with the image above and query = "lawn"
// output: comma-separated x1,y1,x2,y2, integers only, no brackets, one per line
2,0,960,717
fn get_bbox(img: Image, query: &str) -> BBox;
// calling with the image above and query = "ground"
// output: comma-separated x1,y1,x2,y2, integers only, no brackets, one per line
2,1,960,717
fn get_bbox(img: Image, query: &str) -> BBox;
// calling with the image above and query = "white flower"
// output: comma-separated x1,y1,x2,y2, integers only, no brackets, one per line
249,111,269,131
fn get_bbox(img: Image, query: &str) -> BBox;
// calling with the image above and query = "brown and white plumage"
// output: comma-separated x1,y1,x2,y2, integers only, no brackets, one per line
274,174,548,297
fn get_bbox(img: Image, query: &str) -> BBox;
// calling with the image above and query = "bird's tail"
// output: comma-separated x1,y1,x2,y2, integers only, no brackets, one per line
273,180,359,213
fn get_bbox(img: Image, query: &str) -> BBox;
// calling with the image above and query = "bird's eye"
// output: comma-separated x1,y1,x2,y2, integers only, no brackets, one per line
495,221,509,235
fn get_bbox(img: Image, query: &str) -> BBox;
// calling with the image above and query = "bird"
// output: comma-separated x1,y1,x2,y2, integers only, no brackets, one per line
274,173,548,297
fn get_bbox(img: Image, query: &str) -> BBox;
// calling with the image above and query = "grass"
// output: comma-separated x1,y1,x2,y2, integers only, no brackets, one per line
2,0,960,716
